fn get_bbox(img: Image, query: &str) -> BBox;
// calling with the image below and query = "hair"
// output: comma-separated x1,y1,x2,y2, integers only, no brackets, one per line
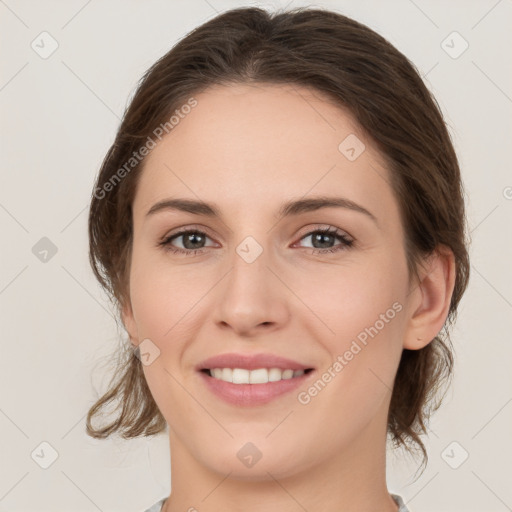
86,6,470,474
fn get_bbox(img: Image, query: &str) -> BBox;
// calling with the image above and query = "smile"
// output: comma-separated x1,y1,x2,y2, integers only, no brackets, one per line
203,367,314,384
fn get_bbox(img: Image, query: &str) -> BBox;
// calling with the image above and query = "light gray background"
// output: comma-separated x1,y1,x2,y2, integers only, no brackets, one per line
1,1,511,511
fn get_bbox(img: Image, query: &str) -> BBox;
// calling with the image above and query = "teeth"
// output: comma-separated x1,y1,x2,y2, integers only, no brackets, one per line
208,368,306,384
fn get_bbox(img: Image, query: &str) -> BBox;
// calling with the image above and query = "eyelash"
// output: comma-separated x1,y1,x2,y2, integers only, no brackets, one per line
157,225,354,257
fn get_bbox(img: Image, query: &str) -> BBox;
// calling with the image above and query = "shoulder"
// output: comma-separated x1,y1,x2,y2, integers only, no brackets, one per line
142,497,167,512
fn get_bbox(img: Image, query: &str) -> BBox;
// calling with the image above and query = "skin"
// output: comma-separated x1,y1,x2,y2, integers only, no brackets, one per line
122,83,456,512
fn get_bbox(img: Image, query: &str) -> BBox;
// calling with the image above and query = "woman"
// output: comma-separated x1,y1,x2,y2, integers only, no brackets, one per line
86,6,470,512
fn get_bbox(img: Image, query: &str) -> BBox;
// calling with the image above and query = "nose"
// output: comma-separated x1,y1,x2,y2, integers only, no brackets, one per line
213,246,290,337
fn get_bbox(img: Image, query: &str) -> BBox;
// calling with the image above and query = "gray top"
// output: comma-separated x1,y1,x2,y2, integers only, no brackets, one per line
143,494,409,511
143,497,166,512
392,493,410,511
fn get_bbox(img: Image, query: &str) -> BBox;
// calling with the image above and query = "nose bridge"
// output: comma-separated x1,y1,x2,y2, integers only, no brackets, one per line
225,234,272,306
213,232,288,334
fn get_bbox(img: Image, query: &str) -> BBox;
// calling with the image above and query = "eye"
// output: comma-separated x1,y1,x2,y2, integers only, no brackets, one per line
158,225,354,256
293,226,354,254
158,228,216,256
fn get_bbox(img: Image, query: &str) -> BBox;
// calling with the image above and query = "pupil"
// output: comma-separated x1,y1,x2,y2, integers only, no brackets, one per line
314,233,333,249
184,233,204,249
181,232,335,250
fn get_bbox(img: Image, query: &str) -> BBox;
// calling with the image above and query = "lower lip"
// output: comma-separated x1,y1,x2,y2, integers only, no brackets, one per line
198,370,315,406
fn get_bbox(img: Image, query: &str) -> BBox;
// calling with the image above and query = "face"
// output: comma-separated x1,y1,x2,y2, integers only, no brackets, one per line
123,82,416,479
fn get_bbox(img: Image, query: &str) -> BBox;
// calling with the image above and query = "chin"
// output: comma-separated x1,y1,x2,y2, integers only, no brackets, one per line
198,441,311,482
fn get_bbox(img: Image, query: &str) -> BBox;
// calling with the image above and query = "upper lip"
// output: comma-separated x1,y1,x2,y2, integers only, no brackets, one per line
196,353,314,371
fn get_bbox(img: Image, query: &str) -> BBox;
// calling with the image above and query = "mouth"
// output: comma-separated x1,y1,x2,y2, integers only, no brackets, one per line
195,353,316,406
200,367,314,384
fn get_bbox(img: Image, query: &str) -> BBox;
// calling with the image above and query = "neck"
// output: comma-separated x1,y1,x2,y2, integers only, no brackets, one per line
162,400,399,512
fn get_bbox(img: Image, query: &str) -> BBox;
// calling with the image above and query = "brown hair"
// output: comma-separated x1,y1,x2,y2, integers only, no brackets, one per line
86,6,470,473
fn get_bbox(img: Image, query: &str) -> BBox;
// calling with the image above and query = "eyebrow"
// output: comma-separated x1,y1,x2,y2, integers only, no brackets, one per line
145,196,378,225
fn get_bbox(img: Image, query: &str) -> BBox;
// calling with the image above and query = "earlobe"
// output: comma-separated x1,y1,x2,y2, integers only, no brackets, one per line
403,245,456,350
121,300,139,347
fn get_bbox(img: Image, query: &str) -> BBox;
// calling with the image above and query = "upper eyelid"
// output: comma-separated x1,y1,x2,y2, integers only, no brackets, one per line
164,224,353,244
163,224,217,242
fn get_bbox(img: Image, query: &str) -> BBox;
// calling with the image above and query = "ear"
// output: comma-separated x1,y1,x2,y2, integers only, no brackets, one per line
121,299,139,347
403,245,456,350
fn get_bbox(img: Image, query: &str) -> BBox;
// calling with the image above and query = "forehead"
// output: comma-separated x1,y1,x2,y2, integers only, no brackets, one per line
133,82,394,221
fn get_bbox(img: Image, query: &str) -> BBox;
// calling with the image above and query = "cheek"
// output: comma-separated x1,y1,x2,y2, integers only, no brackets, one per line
129,252,204,416
297,255,406,392
297,254,405,337
128,246,201,338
